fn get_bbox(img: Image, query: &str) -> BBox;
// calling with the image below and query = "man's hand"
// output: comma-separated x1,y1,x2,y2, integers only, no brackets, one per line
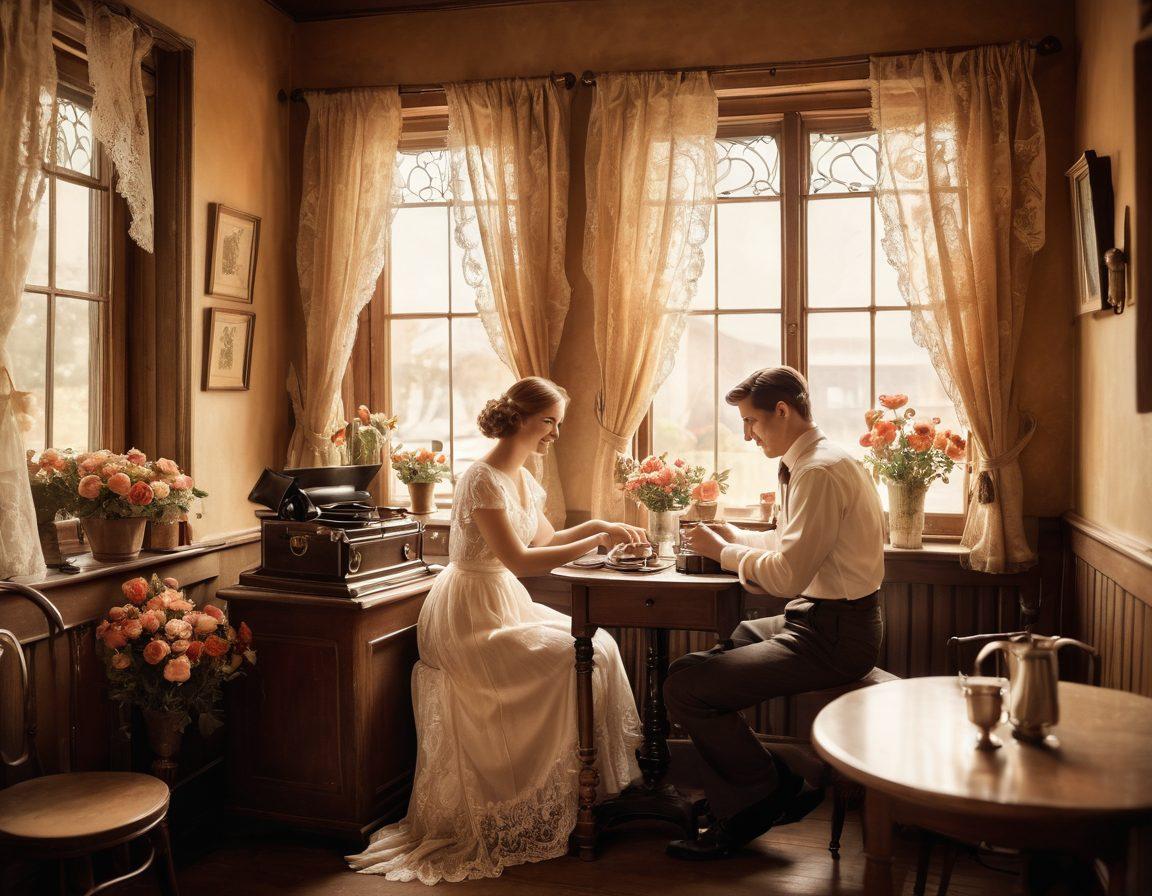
680,523,729,562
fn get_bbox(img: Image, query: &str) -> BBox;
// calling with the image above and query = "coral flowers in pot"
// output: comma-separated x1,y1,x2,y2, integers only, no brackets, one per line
96,574,255,736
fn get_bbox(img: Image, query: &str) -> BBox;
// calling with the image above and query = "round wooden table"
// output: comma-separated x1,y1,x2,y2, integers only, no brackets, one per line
812,676,1152,895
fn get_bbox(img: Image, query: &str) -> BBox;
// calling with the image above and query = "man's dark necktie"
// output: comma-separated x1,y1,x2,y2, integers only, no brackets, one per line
778,462,791,518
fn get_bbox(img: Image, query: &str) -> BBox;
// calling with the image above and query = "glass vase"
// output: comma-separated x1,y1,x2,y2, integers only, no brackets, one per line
647,508,683,559
886,481,928,549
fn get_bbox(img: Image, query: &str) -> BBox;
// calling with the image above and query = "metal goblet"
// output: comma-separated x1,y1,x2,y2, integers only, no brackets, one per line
962,676,1005,751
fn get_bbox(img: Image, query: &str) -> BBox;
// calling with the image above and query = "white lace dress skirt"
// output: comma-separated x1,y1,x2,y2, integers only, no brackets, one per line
347,561,641,884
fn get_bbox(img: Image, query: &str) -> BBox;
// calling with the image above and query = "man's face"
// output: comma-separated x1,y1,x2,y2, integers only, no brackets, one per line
737,396,789,458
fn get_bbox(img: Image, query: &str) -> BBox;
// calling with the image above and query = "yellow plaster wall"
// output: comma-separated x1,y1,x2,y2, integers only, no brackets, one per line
1072,0,1152,545
130,0,294,538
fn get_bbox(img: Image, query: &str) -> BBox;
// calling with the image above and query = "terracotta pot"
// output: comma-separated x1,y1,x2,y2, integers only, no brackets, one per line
81,516,147,562
143,708,186,783
887,481,928,549
146,521,181,551
407,481,437,515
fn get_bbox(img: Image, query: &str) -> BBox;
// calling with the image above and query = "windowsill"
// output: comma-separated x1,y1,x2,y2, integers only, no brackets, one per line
13,529,260,592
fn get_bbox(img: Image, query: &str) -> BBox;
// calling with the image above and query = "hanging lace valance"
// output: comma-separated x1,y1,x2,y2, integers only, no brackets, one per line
79,1,155,253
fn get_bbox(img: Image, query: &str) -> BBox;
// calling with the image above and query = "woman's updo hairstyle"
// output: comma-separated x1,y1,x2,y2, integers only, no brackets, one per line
477,377,569,439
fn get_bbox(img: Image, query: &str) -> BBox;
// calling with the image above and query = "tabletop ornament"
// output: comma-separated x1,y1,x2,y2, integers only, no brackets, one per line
858,394,965,549
971,632,1098,747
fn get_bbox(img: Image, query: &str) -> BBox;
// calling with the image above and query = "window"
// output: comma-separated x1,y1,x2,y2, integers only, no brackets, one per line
13,80,111,454
384,149,511,501
651,112,965,520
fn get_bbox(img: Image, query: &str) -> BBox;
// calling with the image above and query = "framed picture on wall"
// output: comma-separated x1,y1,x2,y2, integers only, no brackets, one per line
1066,150,1114,316
203,308,255,391
206,203,260,302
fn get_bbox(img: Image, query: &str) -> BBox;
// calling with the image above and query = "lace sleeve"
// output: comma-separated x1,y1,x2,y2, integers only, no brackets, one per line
457,465,506,519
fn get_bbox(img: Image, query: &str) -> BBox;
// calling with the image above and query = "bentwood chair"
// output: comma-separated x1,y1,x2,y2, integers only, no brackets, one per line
0,582,179,896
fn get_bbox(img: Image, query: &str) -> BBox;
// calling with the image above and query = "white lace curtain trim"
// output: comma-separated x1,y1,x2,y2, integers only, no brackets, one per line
287,88,402,468
79,1,154,253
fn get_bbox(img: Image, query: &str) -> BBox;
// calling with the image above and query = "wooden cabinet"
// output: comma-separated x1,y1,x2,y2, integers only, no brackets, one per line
219,576,435,841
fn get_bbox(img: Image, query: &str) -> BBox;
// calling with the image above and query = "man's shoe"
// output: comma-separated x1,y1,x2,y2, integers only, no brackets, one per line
666,821,744,860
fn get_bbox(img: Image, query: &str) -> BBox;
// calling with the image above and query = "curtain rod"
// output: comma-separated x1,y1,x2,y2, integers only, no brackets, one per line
578,35,1062,86
281,71,577,103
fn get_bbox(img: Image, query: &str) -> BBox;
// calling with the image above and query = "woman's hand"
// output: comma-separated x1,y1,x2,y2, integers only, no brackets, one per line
601,522,649,548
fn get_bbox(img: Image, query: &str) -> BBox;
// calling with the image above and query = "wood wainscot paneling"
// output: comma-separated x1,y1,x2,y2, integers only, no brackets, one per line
0,535,260,843
220,575,433,841
1062,513,1152,696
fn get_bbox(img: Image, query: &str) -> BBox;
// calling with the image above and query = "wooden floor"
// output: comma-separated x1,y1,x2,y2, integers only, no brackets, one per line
116,802,1027,896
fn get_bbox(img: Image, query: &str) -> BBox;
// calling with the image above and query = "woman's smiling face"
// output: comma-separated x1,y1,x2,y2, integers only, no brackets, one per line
519,402,564,454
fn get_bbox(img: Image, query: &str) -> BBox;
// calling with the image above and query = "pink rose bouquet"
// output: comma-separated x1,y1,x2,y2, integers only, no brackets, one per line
858,396,966,488
614,453,715,513
96,574,256,735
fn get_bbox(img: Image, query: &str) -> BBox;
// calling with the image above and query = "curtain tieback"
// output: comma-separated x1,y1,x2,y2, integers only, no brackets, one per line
597,422,631,455
973,414,1036,504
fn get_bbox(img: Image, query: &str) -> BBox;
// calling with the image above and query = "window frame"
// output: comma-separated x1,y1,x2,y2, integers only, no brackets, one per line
640,104,968,537
18,49,116,454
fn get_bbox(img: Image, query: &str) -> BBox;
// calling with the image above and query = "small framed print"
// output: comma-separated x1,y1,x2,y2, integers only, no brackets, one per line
203,308,254,391
1066,150,1114,315
206,203,260,302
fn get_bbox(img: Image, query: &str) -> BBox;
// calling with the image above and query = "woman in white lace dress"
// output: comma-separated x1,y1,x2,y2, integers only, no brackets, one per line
349,377,644,884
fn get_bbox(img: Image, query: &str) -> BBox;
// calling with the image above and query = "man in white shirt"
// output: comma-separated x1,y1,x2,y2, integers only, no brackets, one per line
665,366,885,861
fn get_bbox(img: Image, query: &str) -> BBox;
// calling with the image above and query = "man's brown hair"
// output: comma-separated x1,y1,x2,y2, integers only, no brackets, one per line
725,366,812,421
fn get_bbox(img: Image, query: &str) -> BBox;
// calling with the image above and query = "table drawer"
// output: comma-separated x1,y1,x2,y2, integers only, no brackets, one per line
586,588,717,631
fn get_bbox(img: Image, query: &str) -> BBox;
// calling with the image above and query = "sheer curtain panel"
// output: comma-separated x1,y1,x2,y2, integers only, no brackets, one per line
0,0,56,580
446,77,572,525
871,43,1046,572
79,0,154,253
288,88,402,468
583,71,717,519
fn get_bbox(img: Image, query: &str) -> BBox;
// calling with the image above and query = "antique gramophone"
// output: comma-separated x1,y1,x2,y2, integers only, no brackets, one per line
240,464,436,598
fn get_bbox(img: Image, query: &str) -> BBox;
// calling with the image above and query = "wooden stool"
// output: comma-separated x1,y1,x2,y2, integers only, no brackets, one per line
764,667,900,858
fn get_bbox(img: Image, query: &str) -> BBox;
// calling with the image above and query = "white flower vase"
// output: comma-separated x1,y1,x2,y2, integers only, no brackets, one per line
647,508,683,559
887,481,928,549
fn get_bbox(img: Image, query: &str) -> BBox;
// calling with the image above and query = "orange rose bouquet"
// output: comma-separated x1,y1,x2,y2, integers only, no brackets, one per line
95,574,255,735
858,393,966,488
390,448,450,485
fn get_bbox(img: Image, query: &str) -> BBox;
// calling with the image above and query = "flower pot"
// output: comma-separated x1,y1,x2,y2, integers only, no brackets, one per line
692,501,718,521
145,520,181,551
647,508,683,559
887,481,928,549
143,708,186,783
407,481,437,515
81,516,147,562
35,506,64,567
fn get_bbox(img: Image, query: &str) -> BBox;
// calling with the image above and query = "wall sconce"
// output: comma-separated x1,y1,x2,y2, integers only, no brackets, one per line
1104,247,1127,314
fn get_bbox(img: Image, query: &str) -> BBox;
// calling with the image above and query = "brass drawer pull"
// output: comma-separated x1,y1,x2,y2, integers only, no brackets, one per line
348,547,362,574
645,598,655,607
403,543,413,560
289,534,309,557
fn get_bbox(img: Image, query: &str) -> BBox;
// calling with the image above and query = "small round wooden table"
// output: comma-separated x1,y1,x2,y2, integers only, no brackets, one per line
812,677,1152,895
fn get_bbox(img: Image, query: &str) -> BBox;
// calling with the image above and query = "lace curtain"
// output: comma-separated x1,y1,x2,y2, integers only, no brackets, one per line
287,88,402,468
79,1,154,253
446,77,572,527
583,71,717,519
0,0,55,580
871,43,1046,573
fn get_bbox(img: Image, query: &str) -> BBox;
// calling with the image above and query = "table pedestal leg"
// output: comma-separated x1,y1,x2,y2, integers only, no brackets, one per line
595,627,696,840
863,789,895,896
574,634,599,861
